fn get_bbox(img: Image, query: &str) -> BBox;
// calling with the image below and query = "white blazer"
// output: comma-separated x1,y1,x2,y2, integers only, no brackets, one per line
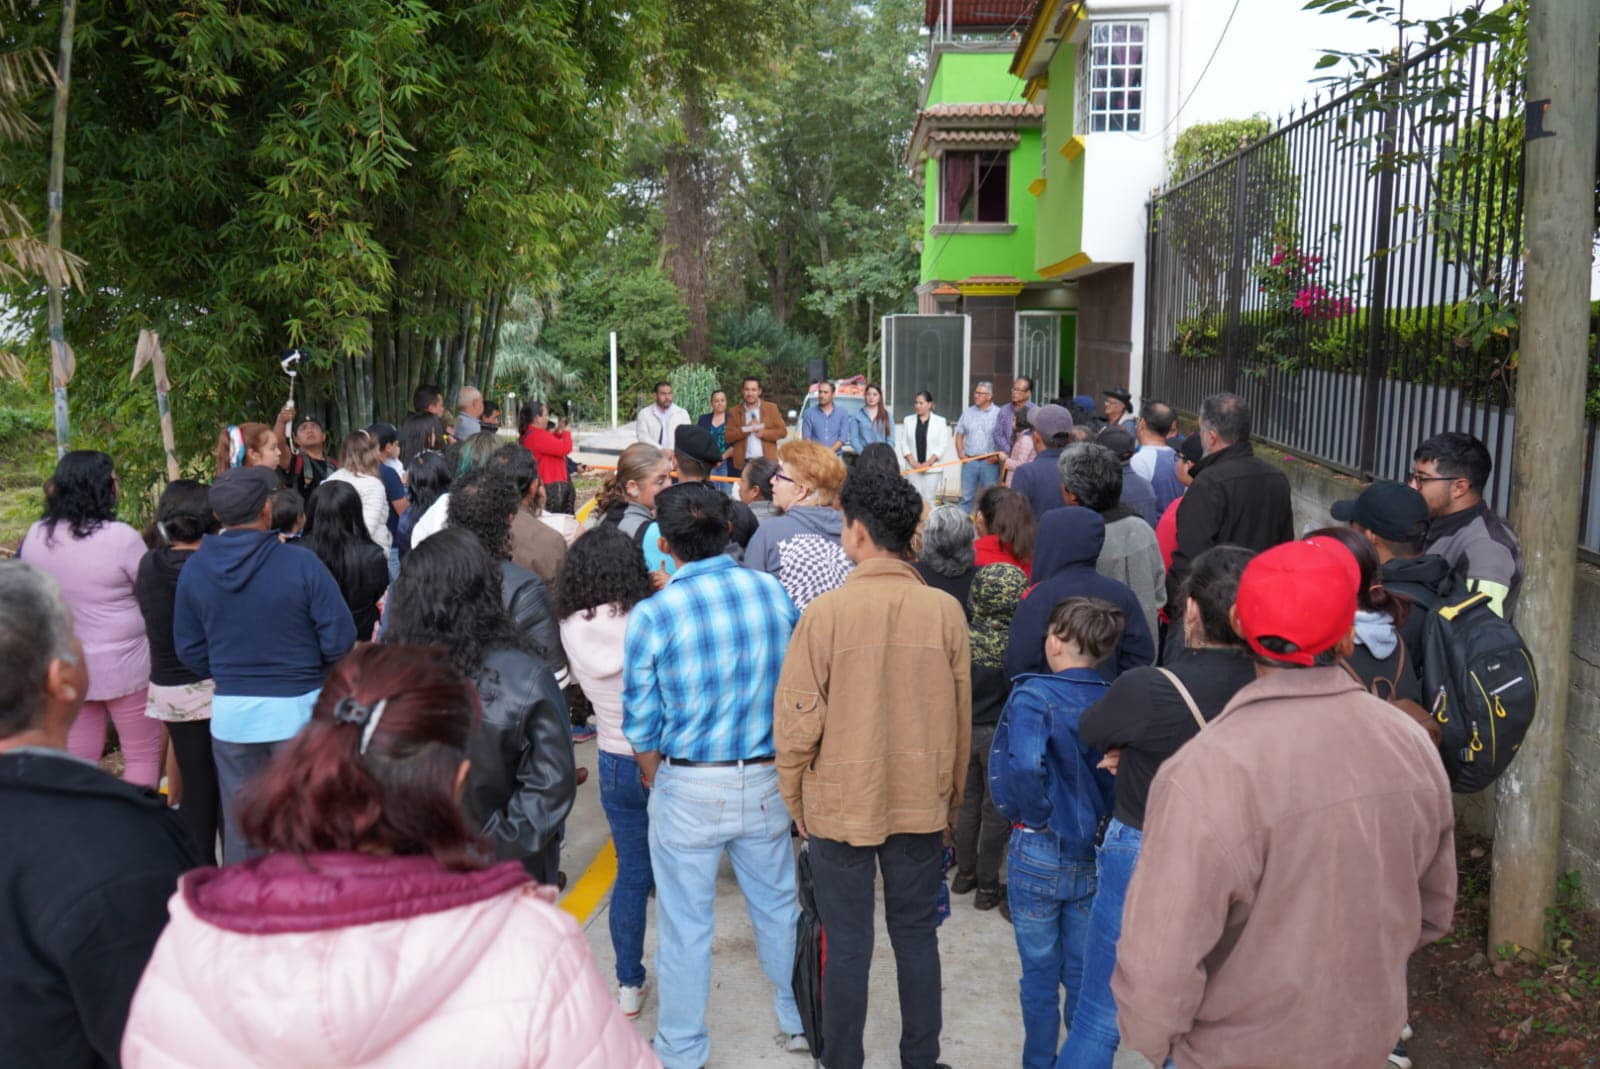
635,404,691,448
897,412,953,469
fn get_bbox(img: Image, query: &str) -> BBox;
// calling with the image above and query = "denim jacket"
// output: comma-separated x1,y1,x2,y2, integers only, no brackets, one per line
989,668,1115,858
847,409,893,455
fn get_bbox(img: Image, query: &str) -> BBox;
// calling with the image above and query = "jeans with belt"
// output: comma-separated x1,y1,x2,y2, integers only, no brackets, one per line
1057,818,1143,1069
598,749,652,989
1007,827,1097,1069
647,760,802,1069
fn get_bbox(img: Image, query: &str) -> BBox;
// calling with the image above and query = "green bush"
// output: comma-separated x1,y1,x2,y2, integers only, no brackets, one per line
668,364,721,421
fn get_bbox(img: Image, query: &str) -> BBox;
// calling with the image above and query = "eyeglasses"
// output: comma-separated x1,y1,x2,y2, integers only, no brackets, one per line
773,470,796,485
1406,470,1458,484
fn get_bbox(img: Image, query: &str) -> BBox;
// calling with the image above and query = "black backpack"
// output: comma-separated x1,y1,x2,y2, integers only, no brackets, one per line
1413,590,1538,793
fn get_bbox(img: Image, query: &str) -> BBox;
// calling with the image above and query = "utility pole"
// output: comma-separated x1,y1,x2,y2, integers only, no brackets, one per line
1490,1,1600,954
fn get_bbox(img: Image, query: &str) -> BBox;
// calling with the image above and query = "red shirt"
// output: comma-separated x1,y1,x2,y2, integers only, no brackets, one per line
521,426,573,487
973,534,1030,577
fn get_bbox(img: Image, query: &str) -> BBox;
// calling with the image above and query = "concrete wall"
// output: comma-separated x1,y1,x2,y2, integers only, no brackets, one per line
1255,445,1600,899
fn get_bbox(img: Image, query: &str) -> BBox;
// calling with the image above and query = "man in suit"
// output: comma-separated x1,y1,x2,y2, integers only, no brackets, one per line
725,376,787,474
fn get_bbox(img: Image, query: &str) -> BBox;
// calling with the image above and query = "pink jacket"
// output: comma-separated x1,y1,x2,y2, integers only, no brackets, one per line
122,852,659,1069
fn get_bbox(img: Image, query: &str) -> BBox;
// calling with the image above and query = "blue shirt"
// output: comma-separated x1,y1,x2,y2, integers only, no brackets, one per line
378,464,406,537
848,409,894,454
623,554,799,761
802,404,851,453
211,689,321,744
955,404,1000,456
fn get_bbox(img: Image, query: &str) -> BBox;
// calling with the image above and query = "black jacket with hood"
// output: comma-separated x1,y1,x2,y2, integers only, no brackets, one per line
0,749,198,1068
1003,506,1156,682
498,561,567,681
462,647,576,884
1167,440,1295,604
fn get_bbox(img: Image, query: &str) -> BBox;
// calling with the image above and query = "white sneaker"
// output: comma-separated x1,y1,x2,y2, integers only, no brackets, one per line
619,981,646,1018
1399,1022,1414,1042
780,1032,812,1054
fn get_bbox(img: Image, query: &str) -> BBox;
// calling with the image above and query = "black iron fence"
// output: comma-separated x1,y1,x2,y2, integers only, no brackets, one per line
1144,30,1600,544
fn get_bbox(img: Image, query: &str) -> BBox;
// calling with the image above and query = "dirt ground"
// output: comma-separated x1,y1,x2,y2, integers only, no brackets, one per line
1410,832,1600,1068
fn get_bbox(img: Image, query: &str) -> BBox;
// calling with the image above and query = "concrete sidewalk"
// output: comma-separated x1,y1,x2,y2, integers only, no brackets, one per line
557,740,1153,1068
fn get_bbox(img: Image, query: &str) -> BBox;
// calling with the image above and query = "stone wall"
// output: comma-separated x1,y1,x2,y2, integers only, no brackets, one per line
1254,446,1600,899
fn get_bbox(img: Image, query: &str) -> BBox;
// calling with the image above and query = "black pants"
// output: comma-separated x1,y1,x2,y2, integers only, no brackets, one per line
809,831,944,1069
168,720,221,866
953,723,1011,888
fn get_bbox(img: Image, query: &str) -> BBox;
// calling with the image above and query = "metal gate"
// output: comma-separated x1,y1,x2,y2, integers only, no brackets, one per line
1014,312,1063,402
882,314,971,422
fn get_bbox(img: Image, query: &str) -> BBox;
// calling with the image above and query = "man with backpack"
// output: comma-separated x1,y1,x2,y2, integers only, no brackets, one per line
1335,477,1537,795
1408,432,1523,619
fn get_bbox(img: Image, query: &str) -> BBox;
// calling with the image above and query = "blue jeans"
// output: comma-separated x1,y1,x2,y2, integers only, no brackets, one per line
960,456,1001,512
599,749,653,988
1008,829,1097,1069
647,761,803,1069
1057,819,1143,1069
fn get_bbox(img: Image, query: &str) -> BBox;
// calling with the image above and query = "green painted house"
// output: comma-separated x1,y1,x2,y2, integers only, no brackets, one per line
908,1,1077,402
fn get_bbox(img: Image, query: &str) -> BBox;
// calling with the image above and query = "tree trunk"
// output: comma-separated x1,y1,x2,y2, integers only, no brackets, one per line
664,92,713,363
770,234,791,323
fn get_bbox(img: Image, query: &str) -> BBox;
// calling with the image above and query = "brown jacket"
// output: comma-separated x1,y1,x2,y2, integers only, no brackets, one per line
510,507,567,586
725,400,787,469
774,558,971,847
1113,666,1456,1069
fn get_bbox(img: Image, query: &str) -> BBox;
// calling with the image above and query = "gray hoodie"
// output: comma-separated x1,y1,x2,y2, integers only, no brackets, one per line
742,505,852,611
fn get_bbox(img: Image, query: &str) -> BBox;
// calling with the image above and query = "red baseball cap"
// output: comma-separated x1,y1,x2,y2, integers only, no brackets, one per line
1234,538,1360,666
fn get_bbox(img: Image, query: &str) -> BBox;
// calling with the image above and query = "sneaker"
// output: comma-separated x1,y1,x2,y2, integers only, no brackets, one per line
950,869,978,895
779,1033,812,1054
619,981,646,1018
974,884,1006,911
571,723,597,743
1387,1041,1412,1069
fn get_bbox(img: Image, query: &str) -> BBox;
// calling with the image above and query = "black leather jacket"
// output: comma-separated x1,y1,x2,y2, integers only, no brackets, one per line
499,560,567,679
462,646,576,884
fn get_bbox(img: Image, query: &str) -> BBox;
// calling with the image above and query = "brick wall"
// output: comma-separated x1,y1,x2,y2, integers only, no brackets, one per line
1254,446,1600,899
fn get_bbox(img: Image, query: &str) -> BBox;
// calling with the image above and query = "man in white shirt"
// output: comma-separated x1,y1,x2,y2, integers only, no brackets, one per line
636,381,690,453
1130,400,1184,513
727,377,786,472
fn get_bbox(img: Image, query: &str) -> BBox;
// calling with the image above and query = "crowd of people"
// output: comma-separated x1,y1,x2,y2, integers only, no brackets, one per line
0,373,1528,1069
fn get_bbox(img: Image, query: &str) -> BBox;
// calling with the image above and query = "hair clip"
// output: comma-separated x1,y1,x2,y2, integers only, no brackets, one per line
227,425,246,469
332,696,390,755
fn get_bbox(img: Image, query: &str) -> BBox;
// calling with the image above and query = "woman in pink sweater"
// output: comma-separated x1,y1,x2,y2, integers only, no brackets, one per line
20,451,160,785
122,643,656,1069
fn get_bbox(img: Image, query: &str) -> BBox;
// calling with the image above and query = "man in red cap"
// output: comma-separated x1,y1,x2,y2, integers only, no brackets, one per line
1110,538,1456,1069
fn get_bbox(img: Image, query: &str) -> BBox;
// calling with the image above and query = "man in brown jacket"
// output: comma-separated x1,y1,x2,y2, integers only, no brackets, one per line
1112,537,1456,1069
725,376,788,472
775,464,970,1069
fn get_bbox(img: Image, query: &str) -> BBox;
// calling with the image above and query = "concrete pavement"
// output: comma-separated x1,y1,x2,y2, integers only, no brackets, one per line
554,739,1153,1069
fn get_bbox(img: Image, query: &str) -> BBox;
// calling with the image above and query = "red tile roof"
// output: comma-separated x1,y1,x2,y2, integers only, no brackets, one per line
923,0,1037,30
905,101,1044,170
920,102,1043,121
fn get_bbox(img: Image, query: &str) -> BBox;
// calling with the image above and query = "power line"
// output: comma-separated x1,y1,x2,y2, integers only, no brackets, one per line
1129,0,1244,143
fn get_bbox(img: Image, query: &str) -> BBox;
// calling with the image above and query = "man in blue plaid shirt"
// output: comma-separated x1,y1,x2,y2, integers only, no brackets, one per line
623,482,807,1069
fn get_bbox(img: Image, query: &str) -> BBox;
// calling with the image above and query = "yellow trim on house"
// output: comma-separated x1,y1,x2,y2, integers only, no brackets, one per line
1038,252,1093,278
957,280,1027,297
1012,0,1084,82
1060,135,1086,161
1024,74,1048,104
1028,177,1047,197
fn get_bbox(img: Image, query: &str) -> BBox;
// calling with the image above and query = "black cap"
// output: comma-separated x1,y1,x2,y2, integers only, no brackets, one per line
209,466,279,526
1103,387,1132,406
1177,433,1204,464
1097,426,1137,461
673,424,723,470
1330,480,1429,543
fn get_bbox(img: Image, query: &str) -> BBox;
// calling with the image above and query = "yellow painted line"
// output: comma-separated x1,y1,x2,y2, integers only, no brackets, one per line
559,837,617,923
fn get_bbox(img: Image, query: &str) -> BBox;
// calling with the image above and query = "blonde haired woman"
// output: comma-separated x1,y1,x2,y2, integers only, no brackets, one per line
592,443,672,541
321,430,393,552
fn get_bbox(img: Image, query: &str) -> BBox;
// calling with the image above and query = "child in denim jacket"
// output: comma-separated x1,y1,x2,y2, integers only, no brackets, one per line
990,597,1123,1069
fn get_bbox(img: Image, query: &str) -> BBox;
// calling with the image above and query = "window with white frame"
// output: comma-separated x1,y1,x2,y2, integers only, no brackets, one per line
1078,20,1147,133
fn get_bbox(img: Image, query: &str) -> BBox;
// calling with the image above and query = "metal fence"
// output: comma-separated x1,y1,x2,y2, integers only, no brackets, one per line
1142,30,1594,541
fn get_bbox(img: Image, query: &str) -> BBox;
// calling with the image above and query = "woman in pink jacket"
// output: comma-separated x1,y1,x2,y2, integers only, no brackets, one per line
122,643,658,1069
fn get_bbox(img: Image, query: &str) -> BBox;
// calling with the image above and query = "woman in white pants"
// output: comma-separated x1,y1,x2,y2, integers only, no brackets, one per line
899,390,952,504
